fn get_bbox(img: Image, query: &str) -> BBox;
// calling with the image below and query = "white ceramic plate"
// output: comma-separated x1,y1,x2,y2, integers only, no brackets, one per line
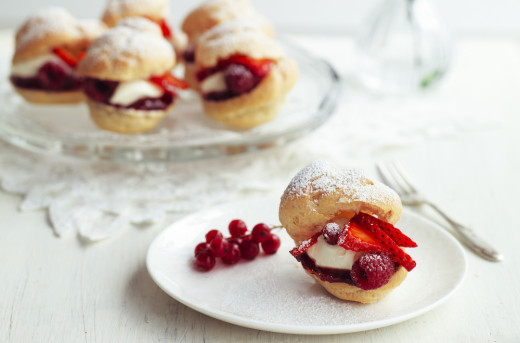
146,197,467,334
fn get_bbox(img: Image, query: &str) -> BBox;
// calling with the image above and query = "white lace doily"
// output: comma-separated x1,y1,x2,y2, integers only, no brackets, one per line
0,84,495,241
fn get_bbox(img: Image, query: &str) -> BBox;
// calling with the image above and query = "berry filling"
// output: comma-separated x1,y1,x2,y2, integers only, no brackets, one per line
296,252,355,284
10,46,87,92
290,212,417,290
10,61,82,92
182,45,195,64
83,73,188,111
196,55,272,101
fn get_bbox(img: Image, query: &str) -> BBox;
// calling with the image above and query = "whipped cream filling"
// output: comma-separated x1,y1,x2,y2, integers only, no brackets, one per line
109,80,164,106
307,236,358,270
10,54,65,77
200,72,227,94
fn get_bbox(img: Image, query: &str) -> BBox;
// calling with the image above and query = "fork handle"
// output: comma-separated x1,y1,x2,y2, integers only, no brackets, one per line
425,202,504,262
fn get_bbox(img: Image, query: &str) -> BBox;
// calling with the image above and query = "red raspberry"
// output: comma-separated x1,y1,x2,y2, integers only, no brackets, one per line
38,62,68,90
351,253,395,290
224,63,257,95
83,77,119,103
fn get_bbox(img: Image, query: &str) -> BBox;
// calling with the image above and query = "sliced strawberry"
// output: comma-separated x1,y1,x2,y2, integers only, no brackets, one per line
77,51,86,62
350,214,416,271
289,232,320,257
142,16,172,39
338,222,386,253
52,47,78,68
355,213,417,248
149,73,189,94
158,18,172,39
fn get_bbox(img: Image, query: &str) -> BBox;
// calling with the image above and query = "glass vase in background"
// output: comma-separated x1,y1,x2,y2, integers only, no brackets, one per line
355,0,452,94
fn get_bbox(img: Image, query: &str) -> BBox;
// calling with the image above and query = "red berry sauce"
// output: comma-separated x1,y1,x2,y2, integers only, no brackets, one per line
83,77,174,111
10,61,82,92
296,253,355,285
183,45,195,64
196,56,271,102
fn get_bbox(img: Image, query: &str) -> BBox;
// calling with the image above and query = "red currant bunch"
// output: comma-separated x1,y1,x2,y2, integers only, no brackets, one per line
194,219,282,272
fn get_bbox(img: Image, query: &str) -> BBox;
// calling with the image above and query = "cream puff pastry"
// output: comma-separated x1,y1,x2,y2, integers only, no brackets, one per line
76,25,187,134
101,0,184,57
279,161,417,303
10,7,106,104
194,20,298,128
181,0,274,89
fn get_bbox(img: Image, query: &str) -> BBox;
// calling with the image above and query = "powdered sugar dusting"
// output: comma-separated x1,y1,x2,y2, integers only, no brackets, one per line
105,0,169,18
196,20,282,65
85,26,173,67
16,7,79,50
116,17,162,35
282,160,399,207
197,0,252,19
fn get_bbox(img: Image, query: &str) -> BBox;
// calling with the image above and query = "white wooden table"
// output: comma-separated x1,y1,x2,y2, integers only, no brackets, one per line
1,32,520,342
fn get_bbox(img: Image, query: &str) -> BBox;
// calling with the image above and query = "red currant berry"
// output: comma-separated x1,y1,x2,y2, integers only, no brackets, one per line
194,242,210,256
228,219,247,237
221,243,241,265
209,237,229,258
195,251,216,271
261,234,281,254
251,223,271,243
228,236,243,246
205,229,223,243
322,223,342,245
239,237,260,260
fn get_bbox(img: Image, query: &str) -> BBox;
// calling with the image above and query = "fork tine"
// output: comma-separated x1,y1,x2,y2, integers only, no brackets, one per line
375,161,404,195
388,160,418,194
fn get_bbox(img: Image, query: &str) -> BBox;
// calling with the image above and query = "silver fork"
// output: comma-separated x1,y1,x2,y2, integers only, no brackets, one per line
376,160,503,262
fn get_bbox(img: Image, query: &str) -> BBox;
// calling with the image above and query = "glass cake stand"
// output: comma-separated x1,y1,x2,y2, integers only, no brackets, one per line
0,39,340,163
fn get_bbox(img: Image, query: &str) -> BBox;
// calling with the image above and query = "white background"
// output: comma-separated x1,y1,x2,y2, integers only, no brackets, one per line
1,0,520,35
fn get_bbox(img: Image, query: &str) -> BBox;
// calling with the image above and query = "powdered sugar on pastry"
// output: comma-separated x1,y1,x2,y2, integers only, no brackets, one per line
196,20,282,67
15,7,79,51
77,26,174,81
182,0,274,41
279,160,402,244
282,160,399,207
91,27,169,60
115,17,162,35
105,0,168,15
77,19,108,40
